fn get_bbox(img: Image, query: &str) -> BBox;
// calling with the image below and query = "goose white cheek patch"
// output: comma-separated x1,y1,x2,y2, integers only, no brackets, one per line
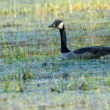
58,22,64,29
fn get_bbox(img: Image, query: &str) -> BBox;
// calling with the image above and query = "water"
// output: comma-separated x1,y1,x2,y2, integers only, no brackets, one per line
0,26,110,109
0,0,110,109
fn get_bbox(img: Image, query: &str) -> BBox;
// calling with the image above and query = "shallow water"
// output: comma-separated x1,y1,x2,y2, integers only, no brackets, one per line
0,28,110,109
0,0,110,109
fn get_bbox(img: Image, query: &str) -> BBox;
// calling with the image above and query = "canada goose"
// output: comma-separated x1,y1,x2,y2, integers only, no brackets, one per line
49,20,110,59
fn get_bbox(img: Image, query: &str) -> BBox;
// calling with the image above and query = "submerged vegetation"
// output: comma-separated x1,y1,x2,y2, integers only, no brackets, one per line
0,0,110,109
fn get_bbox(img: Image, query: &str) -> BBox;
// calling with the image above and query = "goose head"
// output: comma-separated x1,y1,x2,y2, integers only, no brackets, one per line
48,20,64,30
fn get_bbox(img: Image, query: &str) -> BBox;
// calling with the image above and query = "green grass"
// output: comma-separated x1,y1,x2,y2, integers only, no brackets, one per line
0,0,110,110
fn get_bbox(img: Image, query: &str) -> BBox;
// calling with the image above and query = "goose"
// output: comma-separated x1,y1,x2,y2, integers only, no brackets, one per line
48,20,110,59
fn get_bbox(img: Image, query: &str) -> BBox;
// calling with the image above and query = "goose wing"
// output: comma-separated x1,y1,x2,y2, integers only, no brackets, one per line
73,46,110,58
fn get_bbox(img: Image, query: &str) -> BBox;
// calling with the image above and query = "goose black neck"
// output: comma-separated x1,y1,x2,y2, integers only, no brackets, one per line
59,26,70,53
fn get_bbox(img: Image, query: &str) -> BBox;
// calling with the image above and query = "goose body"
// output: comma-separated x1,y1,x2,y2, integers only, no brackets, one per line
49,20,110,59
61,46,110,59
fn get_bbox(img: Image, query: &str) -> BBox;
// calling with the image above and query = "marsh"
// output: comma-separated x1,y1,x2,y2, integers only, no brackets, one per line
0,0,110,110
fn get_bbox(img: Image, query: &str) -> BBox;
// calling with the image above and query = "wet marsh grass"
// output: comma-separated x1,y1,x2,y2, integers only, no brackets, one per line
0,0,110,109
